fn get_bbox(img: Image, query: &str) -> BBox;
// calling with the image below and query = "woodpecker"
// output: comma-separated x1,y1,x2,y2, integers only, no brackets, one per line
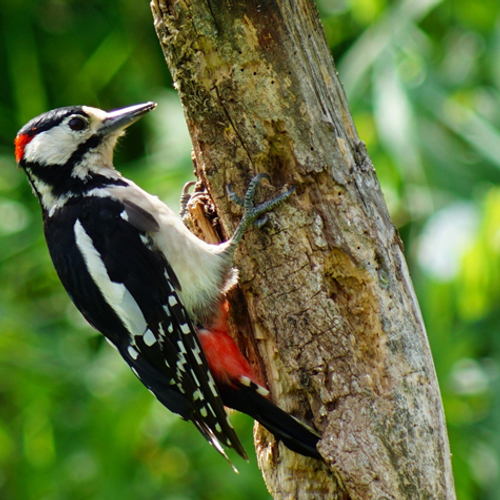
15,102,321,464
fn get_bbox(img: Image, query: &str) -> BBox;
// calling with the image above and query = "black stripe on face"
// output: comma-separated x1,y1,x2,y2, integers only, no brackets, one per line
25,134,126,198
66,133,104,168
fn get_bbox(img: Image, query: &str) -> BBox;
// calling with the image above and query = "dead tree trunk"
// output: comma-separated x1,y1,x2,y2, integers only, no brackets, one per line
150,0,456,498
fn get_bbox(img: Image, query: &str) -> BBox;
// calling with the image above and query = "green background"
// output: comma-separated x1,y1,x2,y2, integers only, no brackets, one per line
0,0,499,498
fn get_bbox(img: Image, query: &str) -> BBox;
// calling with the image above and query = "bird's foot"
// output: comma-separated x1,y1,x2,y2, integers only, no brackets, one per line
227,173,295,246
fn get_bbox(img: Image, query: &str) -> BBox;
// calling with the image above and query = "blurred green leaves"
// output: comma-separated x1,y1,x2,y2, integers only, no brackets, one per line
318,0,500,498
74,29,134,101
318,0,500,500
457,188,500,322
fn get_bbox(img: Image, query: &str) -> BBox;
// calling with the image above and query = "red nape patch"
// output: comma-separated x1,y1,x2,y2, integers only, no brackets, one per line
14,133,33,163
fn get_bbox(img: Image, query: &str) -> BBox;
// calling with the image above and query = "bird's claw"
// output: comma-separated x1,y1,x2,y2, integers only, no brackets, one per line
179,181,197,219
253,214,269,229
228,173,295,246
226,184,245,207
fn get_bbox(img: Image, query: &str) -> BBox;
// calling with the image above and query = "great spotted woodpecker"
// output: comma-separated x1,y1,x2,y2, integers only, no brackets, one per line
15,102,321,464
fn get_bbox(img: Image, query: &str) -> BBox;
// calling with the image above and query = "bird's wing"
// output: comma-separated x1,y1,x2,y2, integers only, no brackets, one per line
45,194,247,461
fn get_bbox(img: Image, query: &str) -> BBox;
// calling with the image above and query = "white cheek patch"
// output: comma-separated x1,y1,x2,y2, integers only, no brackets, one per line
24,126,86,166
74,219,148,337
71,135,120,179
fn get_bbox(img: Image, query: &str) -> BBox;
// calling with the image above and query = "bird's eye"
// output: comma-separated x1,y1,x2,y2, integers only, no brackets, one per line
68,117,87,131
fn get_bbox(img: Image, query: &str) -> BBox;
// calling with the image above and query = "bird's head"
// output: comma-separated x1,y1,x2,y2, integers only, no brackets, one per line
15,102,157,169
14,102,156,209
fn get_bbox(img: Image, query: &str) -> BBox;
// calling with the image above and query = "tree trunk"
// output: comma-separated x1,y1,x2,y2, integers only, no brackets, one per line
150,0,456,499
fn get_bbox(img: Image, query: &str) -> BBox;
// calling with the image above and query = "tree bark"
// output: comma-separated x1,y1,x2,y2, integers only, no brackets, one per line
150,0,456,499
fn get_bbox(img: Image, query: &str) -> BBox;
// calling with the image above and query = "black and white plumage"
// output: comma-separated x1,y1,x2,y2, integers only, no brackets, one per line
15,102,321,463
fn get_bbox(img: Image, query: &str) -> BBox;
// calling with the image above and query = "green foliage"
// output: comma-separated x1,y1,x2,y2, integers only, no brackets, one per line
317,0,500,497
0,0,499,498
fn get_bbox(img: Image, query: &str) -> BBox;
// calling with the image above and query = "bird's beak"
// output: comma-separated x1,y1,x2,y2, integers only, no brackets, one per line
100,102,157,135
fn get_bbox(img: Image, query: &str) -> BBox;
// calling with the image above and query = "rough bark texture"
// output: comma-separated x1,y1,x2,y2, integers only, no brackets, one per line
150,0,456,499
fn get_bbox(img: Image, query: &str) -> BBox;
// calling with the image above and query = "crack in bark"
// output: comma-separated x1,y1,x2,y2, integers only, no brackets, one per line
213,85,256,170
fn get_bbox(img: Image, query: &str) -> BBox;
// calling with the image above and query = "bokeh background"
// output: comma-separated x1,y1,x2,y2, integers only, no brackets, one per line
0,0,499,498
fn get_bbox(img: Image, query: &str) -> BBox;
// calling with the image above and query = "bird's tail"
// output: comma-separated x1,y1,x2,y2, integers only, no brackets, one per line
221,385,322,460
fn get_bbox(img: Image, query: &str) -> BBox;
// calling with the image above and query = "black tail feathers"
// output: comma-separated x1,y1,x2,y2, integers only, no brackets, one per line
221,385,322,460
